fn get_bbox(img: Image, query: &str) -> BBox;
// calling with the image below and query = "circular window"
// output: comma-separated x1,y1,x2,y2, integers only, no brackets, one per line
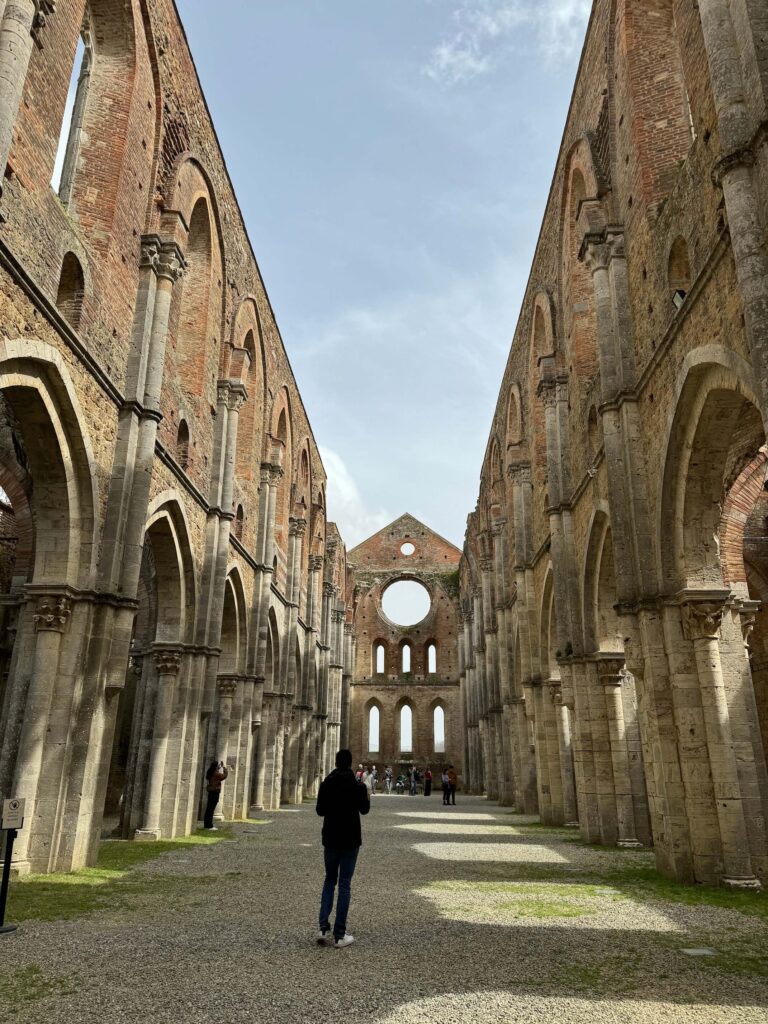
382,579,431,626
400,542,415,556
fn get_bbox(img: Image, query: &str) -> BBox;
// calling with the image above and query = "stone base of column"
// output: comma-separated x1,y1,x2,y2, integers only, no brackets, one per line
617,839,643,849
565,821,580,829
134,828,162,842
721,875,762,891
249,804,264,816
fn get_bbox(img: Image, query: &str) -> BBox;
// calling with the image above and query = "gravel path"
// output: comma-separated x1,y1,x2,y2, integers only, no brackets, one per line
1,795,767,1023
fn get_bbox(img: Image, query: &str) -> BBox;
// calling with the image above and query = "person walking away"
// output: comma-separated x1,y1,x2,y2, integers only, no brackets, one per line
316,748,370,948
447,765,458,805
424,766,433,797
203,760,228,829
362,767,373,797
409,767,417,796
384,765,393,794
441,767,450,805
370,764,378,795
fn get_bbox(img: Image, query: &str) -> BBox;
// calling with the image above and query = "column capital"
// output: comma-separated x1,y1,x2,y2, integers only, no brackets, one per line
323,582,335,598
32,1,56,45
479,557,494,574
507,461,531,486
153,647,183,676
33,594,72,632
289,517,308,538
537,377,558,408
548,680,562,704
217,676,238,699
156,241,185,283
594,654,626,686
677,589,730,641
269,464,283,486
734,598,761,648
309,554,324,572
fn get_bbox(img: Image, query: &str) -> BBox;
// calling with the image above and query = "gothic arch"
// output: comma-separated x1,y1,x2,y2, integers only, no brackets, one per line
582,508,623,655
143,497,196,644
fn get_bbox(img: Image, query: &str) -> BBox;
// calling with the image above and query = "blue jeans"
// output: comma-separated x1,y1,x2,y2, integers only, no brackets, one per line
319,846,359,940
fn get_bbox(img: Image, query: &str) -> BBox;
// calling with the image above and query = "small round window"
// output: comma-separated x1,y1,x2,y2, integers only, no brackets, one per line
400,542,415,556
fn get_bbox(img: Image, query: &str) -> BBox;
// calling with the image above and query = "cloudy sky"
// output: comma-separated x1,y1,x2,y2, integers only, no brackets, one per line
177,0,591,549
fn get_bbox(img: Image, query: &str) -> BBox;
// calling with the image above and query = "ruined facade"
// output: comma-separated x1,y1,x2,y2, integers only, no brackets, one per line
0,0,350,873
346,515,462,776
462,0,768,888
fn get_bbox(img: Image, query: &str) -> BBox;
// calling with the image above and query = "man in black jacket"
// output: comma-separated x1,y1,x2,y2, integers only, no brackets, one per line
316,748,370,948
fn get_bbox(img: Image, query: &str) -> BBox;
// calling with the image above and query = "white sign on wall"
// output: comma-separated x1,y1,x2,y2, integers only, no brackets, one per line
1,797,25,830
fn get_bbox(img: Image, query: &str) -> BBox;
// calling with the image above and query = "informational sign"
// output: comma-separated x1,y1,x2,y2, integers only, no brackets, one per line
1,798,24,830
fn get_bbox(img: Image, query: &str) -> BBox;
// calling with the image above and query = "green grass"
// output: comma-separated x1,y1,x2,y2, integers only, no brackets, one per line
7,828,234,923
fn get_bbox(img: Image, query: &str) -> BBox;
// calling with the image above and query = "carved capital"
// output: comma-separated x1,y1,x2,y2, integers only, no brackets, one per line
217,677,238,699
678,591,729,641
34,594,72,633
508,462,531,486
537,377,558,409
153,648,182,676
140,235,161,271
323,582,335,599
735,599,761,649
479,557,494,574
290,517,308,538
269,464,283,486
156,242,185,283
548,681,562,704
331,609,345,624
582,240,611,275
309,554,324,573
228,382,247,413
595,655,625,687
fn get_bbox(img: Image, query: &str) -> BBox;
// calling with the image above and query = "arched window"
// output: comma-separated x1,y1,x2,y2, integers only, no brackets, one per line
374,642,385,675
176,420,190,471
177,198,213,394
427,642,437,674
434,706,445,753
401,642,412,673
400,704,413,753
52,11,92,205
56,253,85,328
368,705,380,754
668,236,692,308
233,504,244,541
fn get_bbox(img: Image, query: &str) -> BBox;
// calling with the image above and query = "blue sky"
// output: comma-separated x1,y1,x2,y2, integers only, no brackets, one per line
177,0,591,548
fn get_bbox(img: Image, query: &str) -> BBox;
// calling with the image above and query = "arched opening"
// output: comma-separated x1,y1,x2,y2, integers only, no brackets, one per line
587,405,600,463
433,705,445,753
235,326,263,482
56,253,85,329
176,420,190,471
176,198,213,395
668,236,692,308
233,504,244,541
401,641,412,674
374,641,385,675
52,11,92,204
427,642,437,674
399,703,413,753
367,704,380,754
507,386,522,444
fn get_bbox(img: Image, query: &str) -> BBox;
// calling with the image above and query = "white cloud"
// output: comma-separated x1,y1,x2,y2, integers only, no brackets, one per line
320,446,391,548
424,0,592,85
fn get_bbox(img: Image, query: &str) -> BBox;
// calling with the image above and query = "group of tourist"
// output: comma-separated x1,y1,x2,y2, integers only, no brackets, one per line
352,763,458,802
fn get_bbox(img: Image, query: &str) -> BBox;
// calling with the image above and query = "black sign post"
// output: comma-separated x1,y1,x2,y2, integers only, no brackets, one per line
0,827,17,934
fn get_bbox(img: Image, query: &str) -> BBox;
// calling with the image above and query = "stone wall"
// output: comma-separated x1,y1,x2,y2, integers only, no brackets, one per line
462,0,768,888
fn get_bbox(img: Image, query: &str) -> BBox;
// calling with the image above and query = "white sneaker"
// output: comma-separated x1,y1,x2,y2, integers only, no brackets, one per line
334,934,355,948
317,929,333,945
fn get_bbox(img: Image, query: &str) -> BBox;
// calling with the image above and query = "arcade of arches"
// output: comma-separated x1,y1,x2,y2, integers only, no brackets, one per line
0,0,764,899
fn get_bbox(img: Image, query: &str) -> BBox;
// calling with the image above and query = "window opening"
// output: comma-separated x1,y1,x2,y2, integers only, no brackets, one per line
56,252,85,328
177,420,190,471
401,642,411,673
382,579,431,626
368,705,380,753
52,14,92,205
427,642,437,674
400,704,412,753
375,642,385,674
234,504,244,541
434,706,445,753
400,542,415,556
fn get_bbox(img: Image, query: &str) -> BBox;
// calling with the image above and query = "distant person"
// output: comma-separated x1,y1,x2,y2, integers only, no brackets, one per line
355,764,364,782
396,773,406,794
316,748,370,948
441,767,450,805
424,766,433,797
447,765,458,805
409,767,417,796
384,766,393,795
362,767,373,796
370,765,378,794
203,760,228,830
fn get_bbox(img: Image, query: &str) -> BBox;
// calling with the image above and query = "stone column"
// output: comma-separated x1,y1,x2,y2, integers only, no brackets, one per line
551,682,578,825
212,676,237,820
9,593,71,867
135,648,182,840
596,656,641,847
679,593,760,887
